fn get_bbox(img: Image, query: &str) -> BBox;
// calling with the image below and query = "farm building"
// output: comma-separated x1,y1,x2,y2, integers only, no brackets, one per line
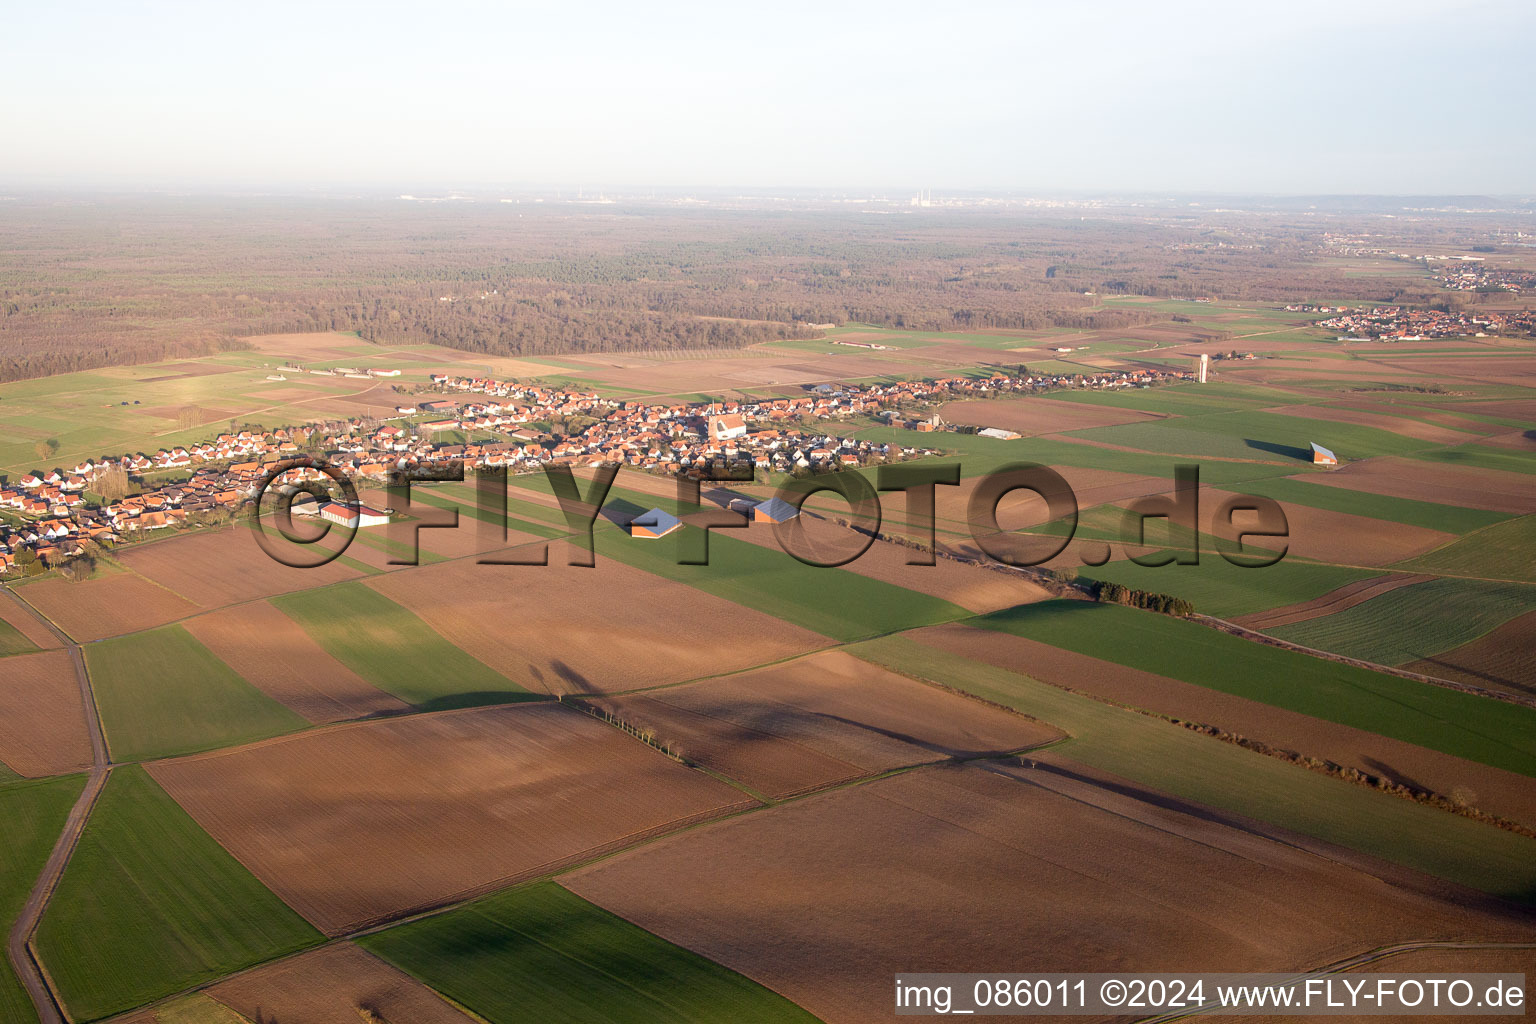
977,427,1020,440
628,507,683,539
319,502,391,528
753,497,800,524
1310,442,1339,466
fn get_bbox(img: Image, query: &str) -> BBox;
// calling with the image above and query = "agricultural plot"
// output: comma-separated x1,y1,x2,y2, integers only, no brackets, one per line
272,582,532,709
0,649,93,776
35,765,322,1022
1405,610,1536,699
901,624,1536,830
1063,409,1431,463
146,703,755,934
12,571,199,643
972,601,1536,778
207,942,475,1024
181,602,410,723
1266,577,1536,667
1300,458,1536,516
1233,573,1431,630
855,635,1536,901
0,596,58,651
361,881,819,1024
119,525,363,608
87,625,308,762
589,650,1059,798
564,760,1533,1024
1396,515,1536,583
939,396,1164,435
1267,404,1482,445
367,552,828,695
1196,485,1454,567
1078,557,1378,619
1236,476,1508,535
0,774,88,1024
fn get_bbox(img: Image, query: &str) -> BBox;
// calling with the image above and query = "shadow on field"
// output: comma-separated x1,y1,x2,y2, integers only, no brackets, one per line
1244,439,1314,462
412,691,550,713
599,497,648,527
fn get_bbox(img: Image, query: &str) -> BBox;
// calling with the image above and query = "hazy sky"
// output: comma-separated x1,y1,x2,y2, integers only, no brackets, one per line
3,0,1532,194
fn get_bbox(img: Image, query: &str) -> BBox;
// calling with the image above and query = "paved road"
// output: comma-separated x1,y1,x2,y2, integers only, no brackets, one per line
2,584,110,1024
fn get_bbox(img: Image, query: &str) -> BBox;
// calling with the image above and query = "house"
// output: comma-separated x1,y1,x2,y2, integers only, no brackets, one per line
753,497,800,524
628,507,682,539
319,502,391,528
1310,442,1338,466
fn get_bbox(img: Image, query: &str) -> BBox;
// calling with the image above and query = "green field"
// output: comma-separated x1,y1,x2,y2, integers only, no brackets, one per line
271,585,533,709
361,881,821,1024
1412,445,1536,476
1396,515,1536,582
971,601,1536,778
850,637,1536,903
1238,476,1508,534
1064,409,1433,463
0,775,87,1024
0,616,36,658
1079,557,1378,619
86,626,309,762
1268,577,1536,665
34,766,322,1022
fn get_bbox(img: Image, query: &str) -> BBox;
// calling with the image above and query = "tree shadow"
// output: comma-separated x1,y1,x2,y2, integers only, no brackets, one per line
411,691,549,713
1245,439,1313,462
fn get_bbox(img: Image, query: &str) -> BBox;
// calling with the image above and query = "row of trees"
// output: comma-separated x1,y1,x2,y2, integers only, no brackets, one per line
1091,580,1195,617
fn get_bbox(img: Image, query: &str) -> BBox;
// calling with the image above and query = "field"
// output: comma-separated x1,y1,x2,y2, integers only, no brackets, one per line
1233,572,1431,630
11,571,199,643
361,881,820,1024
588,650,1060,798
271,582,532,709
1405,610,1536,698
181,602,410,723
0,596,61,651
563,761,1532,1024
206,942,475,1024
1396,514,1536,583
117,524,363,608
972,601,1536,778
365,546,831,695
0,649,93,776
1078,556,1379,619
0,775,88,1024
903,623,1536,830
34,765,322,1022
145,703,755,934
85,626,308,762
1266,576,1536,666
1300,458,1536,516
853,636,1536,902
938,396,1163,434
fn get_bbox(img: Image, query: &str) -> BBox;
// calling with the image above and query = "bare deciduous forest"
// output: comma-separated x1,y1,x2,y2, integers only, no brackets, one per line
0,196,1497,382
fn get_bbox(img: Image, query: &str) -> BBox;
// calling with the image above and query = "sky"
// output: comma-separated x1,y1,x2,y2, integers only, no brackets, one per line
3,0,1533,194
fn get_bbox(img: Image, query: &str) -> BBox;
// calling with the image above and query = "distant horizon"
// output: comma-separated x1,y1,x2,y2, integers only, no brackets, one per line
4,0,1534,195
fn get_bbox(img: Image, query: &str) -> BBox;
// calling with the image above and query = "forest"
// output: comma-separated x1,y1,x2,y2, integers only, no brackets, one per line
0,196,1488,383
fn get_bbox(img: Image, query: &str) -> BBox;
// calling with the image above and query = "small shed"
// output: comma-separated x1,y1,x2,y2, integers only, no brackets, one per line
753,497,801,524
629,507,683,539
1310,442,1338,466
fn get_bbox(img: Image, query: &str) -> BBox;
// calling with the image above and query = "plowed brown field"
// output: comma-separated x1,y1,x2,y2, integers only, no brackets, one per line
366,555,828,695
15,572,199,642
564,760,1533,1024
1405,610,1536,700
147,702,755,934
119,526,362,608
182,602,409,723
209,942,475,1024
589,650,1060,798
0,649,92,776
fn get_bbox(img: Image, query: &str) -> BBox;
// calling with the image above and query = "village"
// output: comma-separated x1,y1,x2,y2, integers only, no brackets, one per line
0,360,1186,573
1292,304,1536,340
